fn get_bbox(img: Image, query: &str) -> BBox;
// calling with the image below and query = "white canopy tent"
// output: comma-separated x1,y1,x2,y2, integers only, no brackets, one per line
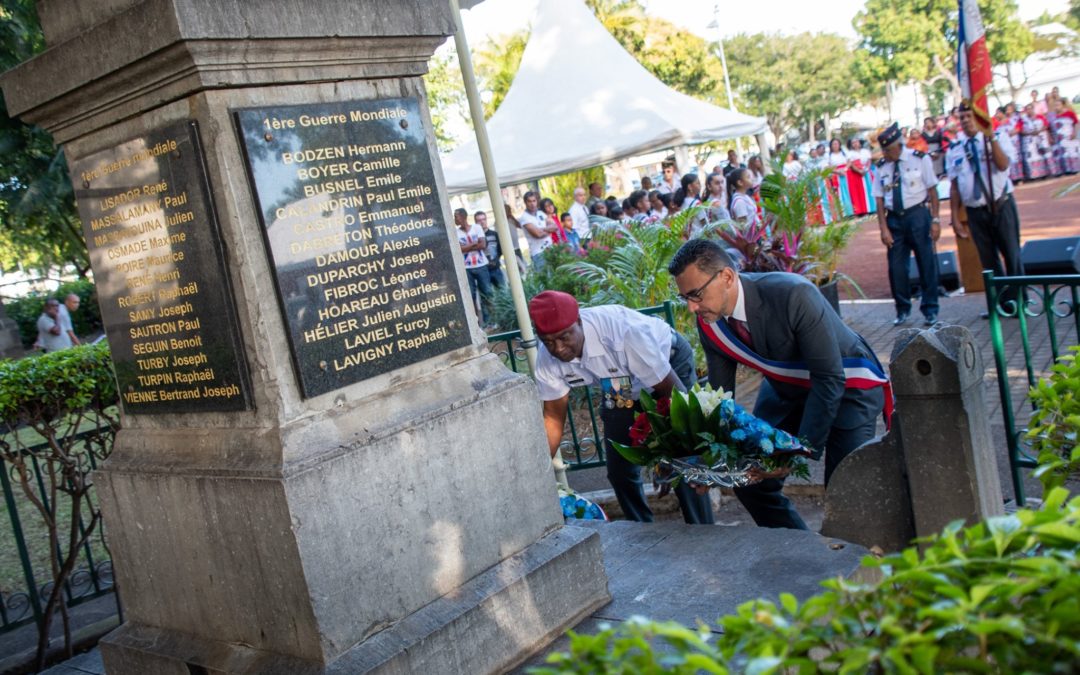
441,0,767,195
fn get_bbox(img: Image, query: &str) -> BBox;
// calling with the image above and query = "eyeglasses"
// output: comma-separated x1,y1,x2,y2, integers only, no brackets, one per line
676,270,721,304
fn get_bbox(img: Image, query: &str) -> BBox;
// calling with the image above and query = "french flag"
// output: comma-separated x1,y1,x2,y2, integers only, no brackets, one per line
957,0,993,126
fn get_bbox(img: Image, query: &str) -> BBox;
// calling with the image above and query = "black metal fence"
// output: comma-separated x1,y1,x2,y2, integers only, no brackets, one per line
984,271,1080,503
0,427,118,635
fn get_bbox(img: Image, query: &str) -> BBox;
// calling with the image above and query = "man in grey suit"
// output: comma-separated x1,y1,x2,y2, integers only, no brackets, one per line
669,239,889,530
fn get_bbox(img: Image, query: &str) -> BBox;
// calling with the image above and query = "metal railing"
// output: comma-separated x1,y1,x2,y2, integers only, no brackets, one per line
487,301,677,471
0,427,118,635
984,271,1080,504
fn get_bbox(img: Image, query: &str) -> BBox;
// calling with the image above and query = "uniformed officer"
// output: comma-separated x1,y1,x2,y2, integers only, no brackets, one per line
946,101,1023,316
529,290,714,524
872,123,941,326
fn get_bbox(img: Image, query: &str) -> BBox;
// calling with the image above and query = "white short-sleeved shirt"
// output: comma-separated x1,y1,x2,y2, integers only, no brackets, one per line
37,313,72,352
518,210,552,258
730,192,759,227
534,305,673,401
871,147,938,211
945,130,1017,207
457,223,488,269
568,202,591,239
656,177,680,195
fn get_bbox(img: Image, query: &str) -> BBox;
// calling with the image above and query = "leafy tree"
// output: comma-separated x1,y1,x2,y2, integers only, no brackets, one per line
854,0,1035,104
423,49,470,152
723,32,862,141
587,0,727,103
0,0,91,276
472,30,529,119
538,166,606,216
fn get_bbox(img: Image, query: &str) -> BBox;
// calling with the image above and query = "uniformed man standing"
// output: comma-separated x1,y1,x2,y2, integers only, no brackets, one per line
529,290,714,524
872,123,941,326
946,101,1024,316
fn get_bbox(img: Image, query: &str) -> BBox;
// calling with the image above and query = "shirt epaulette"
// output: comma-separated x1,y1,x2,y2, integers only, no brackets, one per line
876,158,887,167
912,150,926,158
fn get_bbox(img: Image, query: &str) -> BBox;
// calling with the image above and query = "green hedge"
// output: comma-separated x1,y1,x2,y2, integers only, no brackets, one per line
533,346,1080,674
534,488,1080,674
0,341,116,423
3,278,103,348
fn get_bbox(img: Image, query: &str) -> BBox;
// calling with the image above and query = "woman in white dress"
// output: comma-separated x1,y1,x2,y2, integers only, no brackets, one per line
701,172,730,225
782,150,802,180
673,173,706,238
726,167,760,230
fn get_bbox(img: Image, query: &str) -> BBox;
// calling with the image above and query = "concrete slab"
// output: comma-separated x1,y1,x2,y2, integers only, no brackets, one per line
513,520,869,672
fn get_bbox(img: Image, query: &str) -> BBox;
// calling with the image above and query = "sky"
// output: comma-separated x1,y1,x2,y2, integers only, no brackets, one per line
457,0,1070,44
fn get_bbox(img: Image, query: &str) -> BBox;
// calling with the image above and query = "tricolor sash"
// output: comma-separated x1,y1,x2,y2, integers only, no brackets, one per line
700,317,894,429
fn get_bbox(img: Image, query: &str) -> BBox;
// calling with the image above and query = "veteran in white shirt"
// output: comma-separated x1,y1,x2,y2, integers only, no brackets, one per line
529,291,713,525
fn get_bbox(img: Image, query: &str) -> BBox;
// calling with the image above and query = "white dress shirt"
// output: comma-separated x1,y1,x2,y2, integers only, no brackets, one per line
871,147,938,211
534,305,673,401
945,129,1017,207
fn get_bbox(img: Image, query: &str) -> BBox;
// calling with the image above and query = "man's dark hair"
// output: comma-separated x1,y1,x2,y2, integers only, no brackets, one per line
668,239,737,277
560,212,571,220
628,189,648,209
587,182,601,191
454,207,468,218
523,190,538,202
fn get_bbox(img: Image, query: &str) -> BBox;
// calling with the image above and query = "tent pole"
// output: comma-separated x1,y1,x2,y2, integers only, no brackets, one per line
448,0,538,377
755,133,772,174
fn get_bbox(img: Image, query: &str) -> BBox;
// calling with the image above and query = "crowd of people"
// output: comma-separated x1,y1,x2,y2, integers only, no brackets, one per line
451,87,1072,527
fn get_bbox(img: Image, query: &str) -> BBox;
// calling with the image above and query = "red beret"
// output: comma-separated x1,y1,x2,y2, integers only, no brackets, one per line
528,291,580,334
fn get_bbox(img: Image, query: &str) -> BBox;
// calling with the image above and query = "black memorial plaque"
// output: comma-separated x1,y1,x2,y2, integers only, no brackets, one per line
71,121,252,414
234,98,470,398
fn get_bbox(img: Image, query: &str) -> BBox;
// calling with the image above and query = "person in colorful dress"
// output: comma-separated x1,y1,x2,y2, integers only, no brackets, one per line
1051,98,1079,176
857,138,877,214
540,197,569,246
828,139,854,218
846,138,869,216
1018,102,1052,180
1001,103,1024,183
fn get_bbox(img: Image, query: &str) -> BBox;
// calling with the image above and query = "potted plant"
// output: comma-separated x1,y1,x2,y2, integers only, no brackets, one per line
756,159,861,315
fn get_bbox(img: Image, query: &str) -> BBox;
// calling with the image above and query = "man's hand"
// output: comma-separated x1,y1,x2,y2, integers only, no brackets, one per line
952,220,970,239
747,466,791,482
879,226,894,248
931,219,941,242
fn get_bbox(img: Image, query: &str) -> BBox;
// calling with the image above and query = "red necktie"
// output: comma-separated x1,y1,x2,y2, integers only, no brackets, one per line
728,317,753,350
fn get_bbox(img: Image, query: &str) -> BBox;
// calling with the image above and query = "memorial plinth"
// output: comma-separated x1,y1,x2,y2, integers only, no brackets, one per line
0,2,608,672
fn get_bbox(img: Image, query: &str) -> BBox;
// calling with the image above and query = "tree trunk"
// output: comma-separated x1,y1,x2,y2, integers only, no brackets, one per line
808,117,816,143
823,112,831,141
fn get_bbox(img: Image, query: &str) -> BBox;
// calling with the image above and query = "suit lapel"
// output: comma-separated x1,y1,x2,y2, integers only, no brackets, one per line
740,275,769,356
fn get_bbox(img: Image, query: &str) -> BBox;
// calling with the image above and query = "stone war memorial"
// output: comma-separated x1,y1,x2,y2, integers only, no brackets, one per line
0,1,609,672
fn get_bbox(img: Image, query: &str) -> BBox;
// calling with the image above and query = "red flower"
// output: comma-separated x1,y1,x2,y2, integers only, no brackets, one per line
629,412,652,445
654,397,671,416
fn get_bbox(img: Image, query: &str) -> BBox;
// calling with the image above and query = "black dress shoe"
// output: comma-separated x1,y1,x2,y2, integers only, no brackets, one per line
893,313,909,326
923,313,938,326
980,311,990,320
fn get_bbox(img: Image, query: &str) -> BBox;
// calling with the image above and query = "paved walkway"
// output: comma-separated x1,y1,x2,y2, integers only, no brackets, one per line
840,174,1080,300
